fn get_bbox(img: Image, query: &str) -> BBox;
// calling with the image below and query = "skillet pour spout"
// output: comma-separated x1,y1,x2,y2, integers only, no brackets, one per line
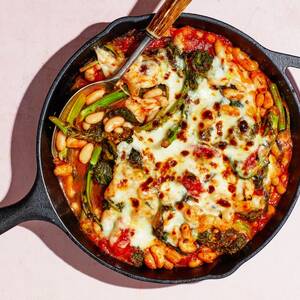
1,13,300,284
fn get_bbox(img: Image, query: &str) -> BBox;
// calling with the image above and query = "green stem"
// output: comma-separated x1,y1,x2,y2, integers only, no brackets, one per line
49,116,69,135
80,90,127,120
90,145,102,166
67,94,86,124
269,111,279,131
161,123,181,148
269,83,286,131
283,102,290,130
84,145,102,218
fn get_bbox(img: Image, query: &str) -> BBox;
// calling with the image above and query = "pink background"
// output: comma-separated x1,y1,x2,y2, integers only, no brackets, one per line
0,0,300,299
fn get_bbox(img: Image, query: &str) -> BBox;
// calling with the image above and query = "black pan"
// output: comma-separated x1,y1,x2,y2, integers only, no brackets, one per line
1,13,300,284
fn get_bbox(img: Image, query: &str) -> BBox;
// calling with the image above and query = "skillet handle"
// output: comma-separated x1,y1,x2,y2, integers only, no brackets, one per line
0,173,61,235
267,49,300,71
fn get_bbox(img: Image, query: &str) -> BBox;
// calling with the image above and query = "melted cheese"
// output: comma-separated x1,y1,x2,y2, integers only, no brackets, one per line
100,41,274,250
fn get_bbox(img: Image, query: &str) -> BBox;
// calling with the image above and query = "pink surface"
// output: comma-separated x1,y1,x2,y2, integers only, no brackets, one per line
0,0,300,299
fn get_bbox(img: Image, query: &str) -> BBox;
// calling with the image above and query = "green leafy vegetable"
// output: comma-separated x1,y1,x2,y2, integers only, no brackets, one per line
230,100,244,108
183,50,213,90
49,116,105,143
128,148,143,168
197,228,248,255
131,249,144,267
102,199,124,212
101,139,118,161
93,161,113,185
237,210,264,222
82,146,102,223
161,123,181,148
105,107,140,124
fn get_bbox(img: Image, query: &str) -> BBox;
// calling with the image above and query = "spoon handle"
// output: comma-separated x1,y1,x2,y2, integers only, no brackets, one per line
146,0,192,38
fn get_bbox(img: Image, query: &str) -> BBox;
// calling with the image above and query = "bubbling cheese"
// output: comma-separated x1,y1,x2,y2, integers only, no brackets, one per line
101,40,271,250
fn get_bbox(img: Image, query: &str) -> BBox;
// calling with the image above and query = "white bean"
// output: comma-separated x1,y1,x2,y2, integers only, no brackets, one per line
123,121,133,128
79,143,94,164
143,88,163,99
66,137,87,149
104,116,125,133
114,127,124,134
56,131,66,152
82,122,91,130
84,68,96,82
158,96,168,107
86,88,106,105
85,111,104,124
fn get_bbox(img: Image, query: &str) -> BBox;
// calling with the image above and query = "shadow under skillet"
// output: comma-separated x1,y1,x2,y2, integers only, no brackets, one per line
1,0,171,289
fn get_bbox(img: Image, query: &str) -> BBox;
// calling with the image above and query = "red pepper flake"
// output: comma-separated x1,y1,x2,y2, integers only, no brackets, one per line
216,121,223,136
199,122,204,129
181,150,190,157
140,177,154,191
177,202,184,210
213,102,221,111
217,199,231,208
164,72,171,80
218,141,227,150
181,121,188,129
208,185,215,193
243,151,258,171
169,160,177,167
117,179,128,188
202,109,213,120
193,146,215,159
131,198,140,208
140,64,148,74
229,138,237,146
167,212,174,220
228,184,236,193
222,155,229,162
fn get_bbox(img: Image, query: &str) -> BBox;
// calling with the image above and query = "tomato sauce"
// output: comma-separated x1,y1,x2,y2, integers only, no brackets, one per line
98,229,138,265
181,172,204,197
171,26,231,55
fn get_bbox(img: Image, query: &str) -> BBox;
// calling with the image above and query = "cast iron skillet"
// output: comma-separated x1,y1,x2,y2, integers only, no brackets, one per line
1,14,300,284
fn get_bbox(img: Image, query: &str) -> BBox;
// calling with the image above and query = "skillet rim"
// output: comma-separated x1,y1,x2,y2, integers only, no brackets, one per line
37,13,300,284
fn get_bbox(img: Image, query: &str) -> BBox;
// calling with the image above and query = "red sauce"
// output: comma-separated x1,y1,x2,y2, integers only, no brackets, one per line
181,172,204,197
252,213,271,235
146,37,170,51
113,34,140,54
243,151,258,171
97,229,138,265
171,26,231,56
193,145,215,159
